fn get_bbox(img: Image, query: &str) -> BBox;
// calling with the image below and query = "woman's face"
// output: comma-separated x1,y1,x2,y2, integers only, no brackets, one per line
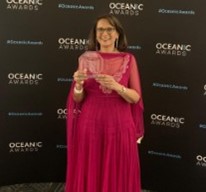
96,19,119,51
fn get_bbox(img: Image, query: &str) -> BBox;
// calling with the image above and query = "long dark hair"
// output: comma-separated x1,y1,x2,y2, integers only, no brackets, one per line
87,14,128,51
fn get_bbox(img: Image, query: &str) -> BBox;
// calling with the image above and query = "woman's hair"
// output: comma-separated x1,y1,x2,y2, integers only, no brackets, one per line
87,14,128,51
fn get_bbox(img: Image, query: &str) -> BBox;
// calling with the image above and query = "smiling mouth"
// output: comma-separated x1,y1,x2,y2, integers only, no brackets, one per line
101,38,110,42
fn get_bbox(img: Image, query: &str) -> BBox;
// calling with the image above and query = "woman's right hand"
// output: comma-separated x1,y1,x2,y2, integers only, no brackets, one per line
73,69,88,88
72,70,87,102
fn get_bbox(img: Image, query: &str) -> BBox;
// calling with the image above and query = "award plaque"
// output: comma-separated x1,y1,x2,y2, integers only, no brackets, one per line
78,51,104,78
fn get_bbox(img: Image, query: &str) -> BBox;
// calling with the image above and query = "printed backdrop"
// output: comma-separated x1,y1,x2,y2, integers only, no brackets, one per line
0,0,206,191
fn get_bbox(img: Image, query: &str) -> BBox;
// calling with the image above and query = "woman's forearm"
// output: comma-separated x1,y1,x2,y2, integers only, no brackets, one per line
115,84,140,104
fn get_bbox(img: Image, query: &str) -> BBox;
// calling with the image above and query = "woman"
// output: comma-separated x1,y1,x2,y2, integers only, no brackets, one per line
65,14,144,192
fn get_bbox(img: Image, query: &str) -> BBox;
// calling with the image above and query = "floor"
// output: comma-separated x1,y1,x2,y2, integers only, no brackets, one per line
0,183,152,192
0,183,65,192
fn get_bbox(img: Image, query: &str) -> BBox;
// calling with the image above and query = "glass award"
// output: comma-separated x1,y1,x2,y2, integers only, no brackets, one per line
78,51,104,78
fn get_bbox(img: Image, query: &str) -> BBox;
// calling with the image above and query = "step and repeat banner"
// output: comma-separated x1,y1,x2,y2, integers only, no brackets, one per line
0,0,206,191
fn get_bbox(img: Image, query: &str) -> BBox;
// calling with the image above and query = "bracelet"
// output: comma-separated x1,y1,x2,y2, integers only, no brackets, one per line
74,86,83,94
119,86,127,94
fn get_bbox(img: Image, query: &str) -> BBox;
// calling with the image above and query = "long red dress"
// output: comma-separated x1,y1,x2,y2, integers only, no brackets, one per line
65,51,144,192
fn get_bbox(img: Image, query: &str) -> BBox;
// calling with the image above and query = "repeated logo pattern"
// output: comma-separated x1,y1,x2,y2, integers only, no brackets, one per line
1,0,206,191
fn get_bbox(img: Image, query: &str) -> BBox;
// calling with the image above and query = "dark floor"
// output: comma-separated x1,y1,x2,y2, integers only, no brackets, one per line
0,183,65,192
0,183,152,192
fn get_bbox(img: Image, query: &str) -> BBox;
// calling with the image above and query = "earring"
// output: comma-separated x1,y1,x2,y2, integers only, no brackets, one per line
95,40,99,51
115,38,119,48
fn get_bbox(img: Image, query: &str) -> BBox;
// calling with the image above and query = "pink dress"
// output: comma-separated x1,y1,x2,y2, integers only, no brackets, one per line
65,52,144,192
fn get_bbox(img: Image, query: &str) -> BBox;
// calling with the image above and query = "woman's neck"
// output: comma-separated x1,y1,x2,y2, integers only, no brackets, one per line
99,47,119,53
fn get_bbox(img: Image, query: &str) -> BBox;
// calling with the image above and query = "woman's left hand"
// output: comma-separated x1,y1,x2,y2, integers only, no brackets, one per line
137,136,143,144
95,74,120,91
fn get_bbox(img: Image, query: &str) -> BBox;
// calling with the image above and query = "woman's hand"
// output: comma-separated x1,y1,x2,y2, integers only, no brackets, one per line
95,74,121,91
95,74,140,104
137,136,143,144
72,69,88,102
73,69,88,88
